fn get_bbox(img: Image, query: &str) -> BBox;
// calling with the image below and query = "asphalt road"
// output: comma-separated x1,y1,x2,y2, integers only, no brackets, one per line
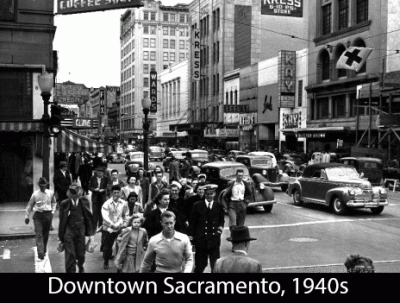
1,162,400,273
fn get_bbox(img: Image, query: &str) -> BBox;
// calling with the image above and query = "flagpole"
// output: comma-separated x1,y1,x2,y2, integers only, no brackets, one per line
368,82,372,147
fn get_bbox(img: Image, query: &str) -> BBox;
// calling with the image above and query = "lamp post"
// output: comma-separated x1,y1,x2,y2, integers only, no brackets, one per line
38,71,54,184
142,97,151,172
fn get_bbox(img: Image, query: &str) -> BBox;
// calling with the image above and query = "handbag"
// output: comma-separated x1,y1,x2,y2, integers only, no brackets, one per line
85,237,97,253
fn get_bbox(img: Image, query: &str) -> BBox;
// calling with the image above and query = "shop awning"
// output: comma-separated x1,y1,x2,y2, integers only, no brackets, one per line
0,121,43,132
280,127,350,138
55,128,114,153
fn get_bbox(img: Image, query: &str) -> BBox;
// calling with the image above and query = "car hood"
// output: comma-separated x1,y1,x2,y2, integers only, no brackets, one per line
327,178,372,189
251,164,275,170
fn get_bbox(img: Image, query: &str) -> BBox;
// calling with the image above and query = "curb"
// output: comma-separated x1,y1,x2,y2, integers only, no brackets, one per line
0,233,36,241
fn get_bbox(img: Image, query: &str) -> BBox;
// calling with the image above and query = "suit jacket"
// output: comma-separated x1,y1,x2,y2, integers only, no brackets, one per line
53,169,72,201
213,251,262,273
189,200,225,249
89,175,108,204
222,179,253,208
107,179,126,198
58,197,95,243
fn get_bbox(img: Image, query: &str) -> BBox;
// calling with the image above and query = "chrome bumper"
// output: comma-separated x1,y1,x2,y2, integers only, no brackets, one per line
347,199,389,208
248,199,277,207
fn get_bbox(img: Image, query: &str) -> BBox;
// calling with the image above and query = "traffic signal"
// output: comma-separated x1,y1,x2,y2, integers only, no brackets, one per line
50,104,63,135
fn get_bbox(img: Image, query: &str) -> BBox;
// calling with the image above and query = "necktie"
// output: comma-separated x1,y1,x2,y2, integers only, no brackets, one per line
208,202,212,210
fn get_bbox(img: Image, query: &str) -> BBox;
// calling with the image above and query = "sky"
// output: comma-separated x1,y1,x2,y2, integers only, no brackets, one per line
53,0,192,88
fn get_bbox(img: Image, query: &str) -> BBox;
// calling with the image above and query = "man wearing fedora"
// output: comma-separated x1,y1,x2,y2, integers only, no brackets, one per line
58,183,95,273
189,184,225,273
213,226,262,273
53,160,72,205
89,165,109,229
24,177,57,261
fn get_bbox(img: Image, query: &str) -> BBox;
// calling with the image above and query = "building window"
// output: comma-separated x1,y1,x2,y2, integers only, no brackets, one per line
143,38,149,47
170,14,175,22
150,38,156,48
144,78,149,87
144,12,149,20
170,27,175,36
297,80,303,107
179,40,185,50
163,27,169,35
226,92,229,104
150,26,156,35
317,98,330,119
151,12,156,21
338,0,349,30
151,64,156,71
0,0,16,22
163,13,169,22
163,52,169,61
170,39,175,49
336,45,347,78
349,93,357,117
180,14,185,23
143,51,149,60
321,50,330,81
356,0,368,24
322,4,332,35
144,26,149,34
163,39,168,48
333,95,346,118
170,52,175,62
150,51,156,61
179,53,185,62
143,64,149,74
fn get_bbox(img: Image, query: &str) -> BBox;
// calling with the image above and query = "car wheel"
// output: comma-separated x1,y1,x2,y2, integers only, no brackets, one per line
331,196,347,215
263,204,273,212
370,206,384,215
292,189,303,206
281,184,288,192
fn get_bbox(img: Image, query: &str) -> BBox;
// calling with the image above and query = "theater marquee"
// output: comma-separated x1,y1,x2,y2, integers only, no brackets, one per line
261,0,303,17
57,0,143,15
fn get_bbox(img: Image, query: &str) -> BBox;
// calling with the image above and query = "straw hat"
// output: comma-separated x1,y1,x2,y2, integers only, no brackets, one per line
66,183,83,199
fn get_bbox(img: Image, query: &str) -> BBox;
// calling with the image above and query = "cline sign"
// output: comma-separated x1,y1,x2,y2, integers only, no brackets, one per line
57,0,143,15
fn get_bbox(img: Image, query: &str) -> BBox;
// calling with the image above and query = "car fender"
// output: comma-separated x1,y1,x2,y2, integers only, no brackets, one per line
279,172,290,182
256,184,274,201
288,181,302,197
325,187,351,205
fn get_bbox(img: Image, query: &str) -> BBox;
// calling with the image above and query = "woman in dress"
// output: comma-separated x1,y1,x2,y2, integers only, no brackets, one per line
121,175,143,206
114,214,148,273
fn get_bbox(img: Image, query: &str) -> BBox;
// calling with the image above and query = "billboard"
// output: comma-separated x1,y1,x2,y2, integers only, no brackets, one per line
261,0,303,17
54,82,89,105
278,50,296,108
57,0,144,15
150,71,157,113
258,84,279,123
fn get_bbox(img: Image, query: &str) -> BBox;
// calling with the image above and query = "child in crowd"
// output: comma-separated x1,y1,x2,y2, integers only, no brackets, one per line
114,214,148,273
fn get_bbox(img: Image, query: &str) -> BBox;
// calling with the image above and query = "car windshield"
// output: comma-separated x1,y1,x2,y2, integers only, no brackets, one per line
172,152,185,158
326,167,359,179
220,167,249,178
191,152,208,158
150,147,161,152
251,158,273,167
130,153,143,159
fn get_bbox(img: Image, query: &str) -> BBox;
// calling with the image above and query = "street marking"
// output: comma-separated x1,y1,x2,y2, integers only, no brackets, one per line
262,260,400,272
2,249,10,259
32,247,52,273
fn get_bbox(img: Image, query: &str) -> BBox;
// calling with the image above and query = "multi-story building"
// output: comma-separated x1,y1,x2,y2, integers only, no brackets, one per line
119,0,190,144
0,0,56,203
188,0,309,150
303,0,400,160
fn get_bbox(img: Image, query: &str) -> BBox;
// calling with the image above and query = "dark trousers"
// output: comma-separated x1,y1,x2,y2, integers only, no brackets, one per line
32,211,53,259
227,201,247,228
194,245,220,273
92,195,105,228
64,226,86,273
102,231,119,264
80,178,90,195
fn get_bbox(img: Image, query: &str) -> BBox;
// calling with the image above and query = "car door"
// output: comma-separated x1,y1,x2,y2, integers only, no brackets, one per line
301,169,322,200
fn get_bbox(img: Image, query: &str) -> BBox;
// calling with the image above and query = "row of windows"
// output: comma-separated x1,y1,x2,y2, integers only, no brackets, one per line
143,11,189,23
143,25,189,37
163,52,188,62
321,0,369,36
162,39,190,50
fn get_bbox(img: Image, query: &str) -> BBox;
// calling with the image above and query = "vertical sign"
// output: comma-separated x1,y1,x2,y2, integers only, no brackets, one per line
278,50,296,108
150,71,157,113
192,29,200,80
99,88,105,115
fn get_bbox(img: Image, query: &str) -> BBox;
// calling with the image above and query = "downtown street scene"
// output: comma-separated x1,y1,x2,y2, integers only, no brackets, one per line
1,0,400,283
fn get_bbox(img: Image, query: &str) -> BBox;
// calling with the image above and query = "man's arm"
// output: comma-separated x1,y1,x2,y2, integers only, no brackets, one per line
182,236,194,273
24,193,36,221
51,192,57,214
140,240,156,273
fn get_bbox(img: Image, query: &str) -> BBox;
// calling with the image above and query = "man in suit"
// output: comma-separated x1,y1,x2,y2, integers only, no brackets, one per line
106,169,125,199
222,169,252,229
58,183,95,273
189,184,225,273
213,225,262,273
89,166,109,228
53,160,72,204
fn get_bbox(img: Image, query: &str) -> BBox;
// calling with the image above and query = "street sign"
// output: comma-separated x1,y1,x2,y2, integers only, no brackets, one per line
150,71,157,113
100,89,105,115
56,0,144,15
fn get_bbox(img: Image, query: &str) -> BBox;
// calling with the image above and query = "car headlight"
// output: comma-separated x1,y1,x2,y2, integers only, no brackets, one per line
262,170,267,175
278,170,283,174
198,162,201,166
379,188,387,195
348,189,356,196
259,183,265,190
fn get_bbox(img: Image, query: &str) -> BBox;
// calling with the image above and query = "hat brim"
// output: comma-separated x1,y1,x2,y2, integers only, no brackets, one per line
67,187,83,199
227,237,257,242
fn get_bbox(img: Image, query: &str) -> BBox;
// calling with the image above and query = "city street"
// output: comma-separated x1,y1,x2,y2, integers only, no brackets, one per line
1,163,400,273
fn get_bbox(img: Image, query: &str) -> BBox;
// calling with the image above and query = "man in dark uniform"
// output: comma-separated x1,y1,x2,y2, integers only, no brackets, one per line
58,183,95,273
53,160,72,204
189,184,225,273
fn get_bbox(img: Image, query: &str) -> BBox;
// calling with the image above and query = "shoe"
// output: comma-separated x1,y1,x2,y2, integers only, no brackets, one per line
109,255,114,260
79,267,85,273
103,262,109,269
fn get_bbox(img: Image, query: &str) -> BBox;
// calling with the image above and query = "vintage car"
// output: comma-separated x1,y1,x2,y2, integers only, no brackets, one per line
149,146,164,161
236,155,290,192
163,150,187,172
338,157,383,186
308,152,337,165
287,163,388,215
111,153,126,164
247,151,278,167
124,151,156,176
226,150,246,161
200,162,276,212
278,153,306,176
187,149,209,168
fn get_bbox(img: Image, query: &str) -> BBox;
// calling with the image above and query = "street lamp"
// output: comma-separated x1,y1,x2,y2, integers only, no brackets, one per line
142,97,151,172
38,71,54,184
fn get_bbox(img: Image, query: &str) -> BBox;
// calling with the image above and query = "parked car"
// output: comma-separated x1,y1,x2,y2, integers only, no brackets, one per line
200,162,276,212
149,146,164,161
111,153,126,164
383,159,400,181
287,163,388,215
226,150,246,161
187,149,209,168
278,153,306,176
236,155,290,192
247,151,278,167
125,151,155,176
308,152,337,165
163,150,187,172
338,157,383,186
209,149,227,162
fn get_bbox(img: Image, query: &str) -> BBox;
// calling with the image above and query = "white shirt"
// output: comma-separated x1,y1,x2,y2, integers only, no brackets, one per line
231,181,245,201
206,201,213,209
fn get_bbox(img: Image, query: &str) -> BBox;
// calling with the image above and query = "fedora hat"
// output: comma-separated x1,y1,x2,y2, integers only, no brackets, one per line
67,183,83,199
59,161,68,168
96,165,106,172
38,177,49,186
227,226,257,242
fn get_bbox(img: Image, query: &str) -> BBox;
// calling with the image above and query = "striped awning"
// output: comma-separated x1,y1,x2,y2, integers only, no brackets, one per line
0,121,44,132
55,128,114,153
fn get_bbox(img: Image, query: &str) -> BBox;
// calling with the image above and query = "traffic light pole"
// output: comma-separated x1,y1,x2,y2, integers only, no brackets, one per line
41,91,51,185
